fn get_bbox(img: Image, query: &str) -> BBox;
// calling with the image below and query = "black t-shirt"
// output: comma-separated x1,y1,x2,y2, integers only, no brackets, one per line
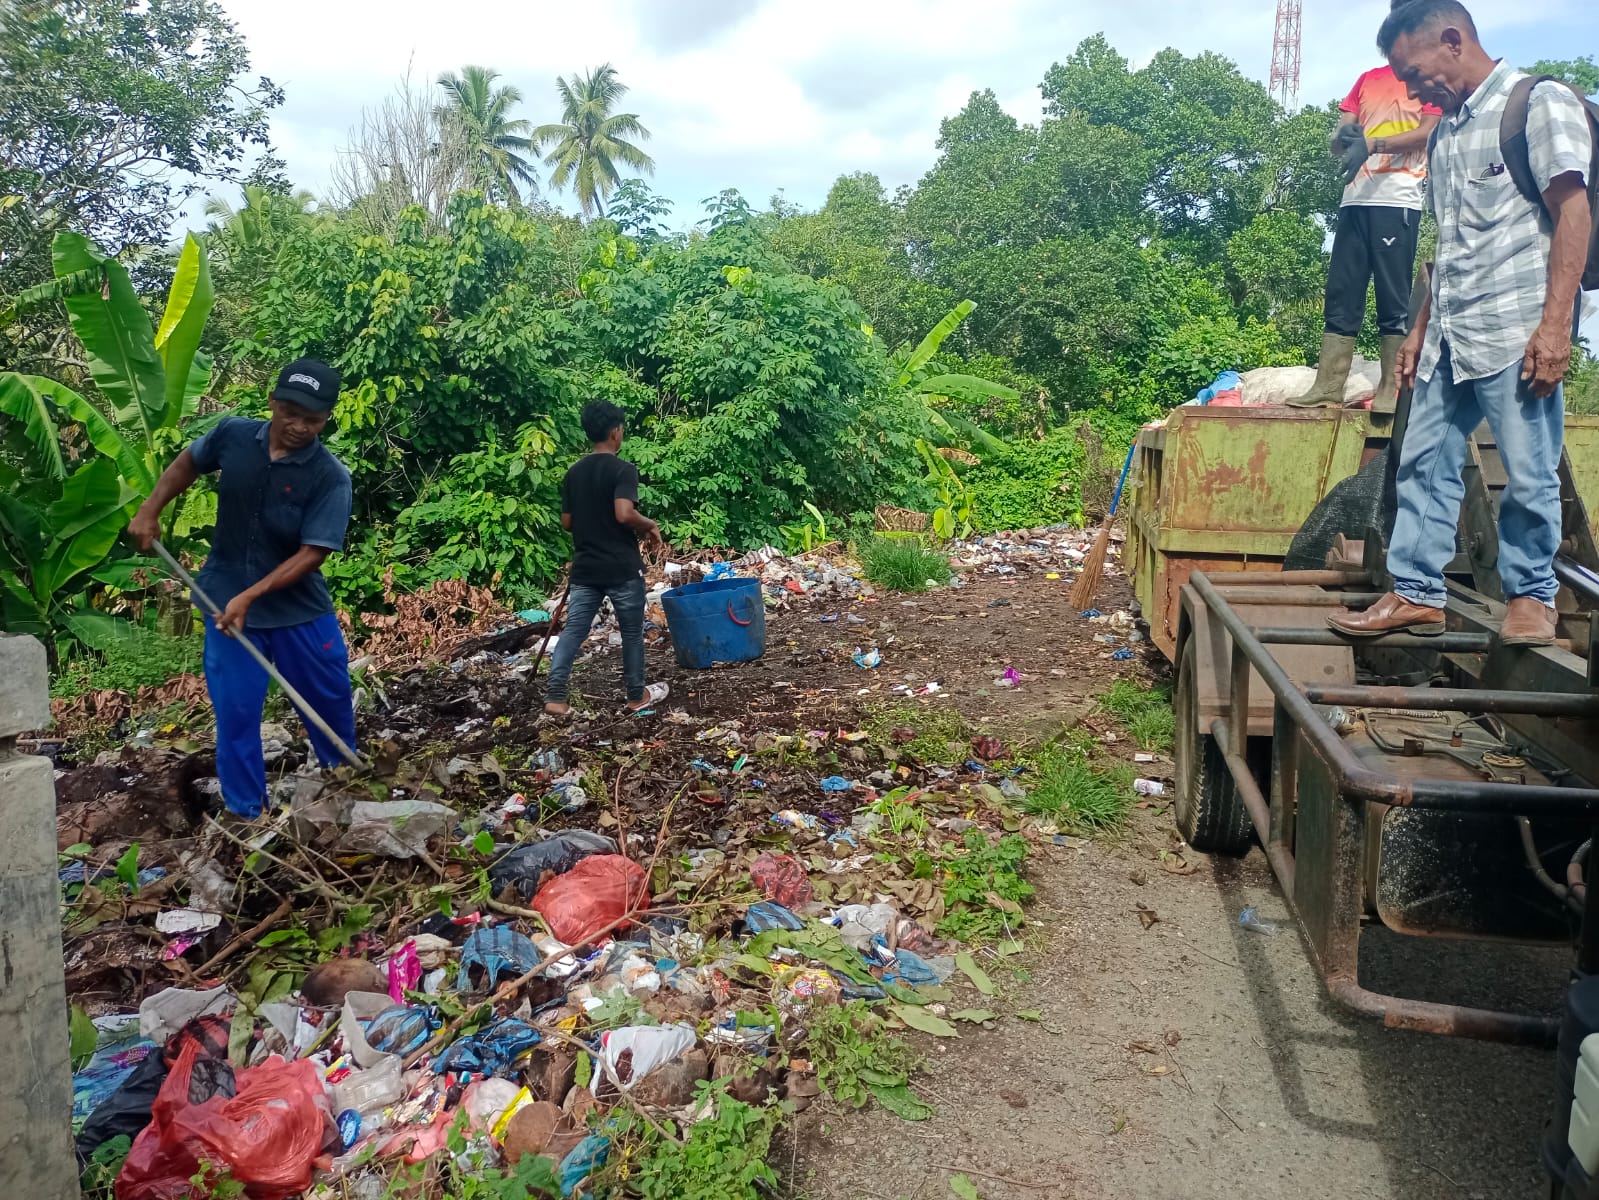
562,453,645,586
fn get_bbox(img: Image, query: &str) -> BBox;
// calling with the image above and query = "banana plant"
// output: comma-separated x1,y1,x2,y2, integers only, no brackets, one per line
893,301,1017,456
0,230,215,647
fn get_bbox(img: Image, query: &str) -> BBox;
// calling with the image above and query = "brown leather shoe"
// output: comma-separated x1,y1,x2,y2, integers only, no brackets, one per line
1326,591,1445,638
1499,596,1556,647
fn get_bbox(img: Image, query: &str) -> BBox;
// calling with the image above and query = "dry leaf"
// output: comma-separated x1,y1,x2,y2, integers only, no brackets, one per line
1135,902,1160,930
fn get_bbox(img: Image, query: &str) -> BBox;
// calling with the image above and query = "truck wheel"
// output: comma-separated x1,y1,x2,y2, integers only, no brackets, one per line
1173,636,1255,854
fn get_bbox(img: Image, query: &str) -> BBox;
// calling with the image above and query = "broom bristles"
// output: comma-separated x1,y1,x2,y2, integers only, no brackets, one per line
1069,524,1112,611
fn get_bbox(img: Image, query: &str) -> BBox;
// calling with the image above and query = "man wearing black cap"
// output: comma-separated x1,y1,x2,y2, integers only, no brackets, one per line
128,358,357,819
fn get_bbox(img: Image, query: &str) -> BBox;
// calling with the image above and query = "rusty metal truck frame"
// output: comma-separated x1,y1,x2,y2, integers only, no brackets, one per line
1178,565,1599,1046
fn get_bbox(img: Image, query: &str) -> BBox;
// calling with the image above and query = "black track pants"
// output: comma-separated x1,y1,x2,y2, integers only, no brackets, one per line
1322,204,1421,338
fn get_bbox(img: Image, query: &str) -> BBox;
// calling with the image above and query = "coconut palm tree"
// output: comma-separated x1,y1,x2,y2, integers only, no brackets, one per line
435,65,539,205
532,64,655,218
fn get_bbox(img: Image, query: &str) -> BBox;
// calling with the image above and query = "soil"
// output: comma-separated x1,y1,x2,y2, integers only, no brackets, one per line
50,550,1564,1197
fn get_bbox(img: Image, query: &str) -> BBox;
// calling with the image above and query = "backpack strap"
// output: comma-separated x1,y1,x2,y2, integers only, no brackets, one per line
1499,74,1557,207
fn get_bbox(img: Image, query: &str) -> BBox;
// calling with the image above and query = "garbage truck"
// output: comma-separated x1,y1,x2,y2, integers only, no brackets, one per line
1122,376,1599,1198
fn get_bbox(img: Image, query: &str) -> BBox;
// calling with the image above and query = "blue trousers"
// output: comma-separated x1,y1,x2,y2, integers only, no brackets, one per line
203,611,357,817
1389,341,1564,609
545,578,647,704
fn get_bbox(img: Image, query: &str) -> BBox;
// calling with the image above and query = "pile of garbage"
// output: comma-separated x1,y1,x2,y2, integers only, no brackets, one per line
63,698,1044,1196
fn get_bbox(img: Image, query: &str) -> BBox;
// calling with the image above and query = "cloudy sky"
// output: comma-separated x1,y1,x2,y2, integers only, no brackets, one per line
206,0,1597,228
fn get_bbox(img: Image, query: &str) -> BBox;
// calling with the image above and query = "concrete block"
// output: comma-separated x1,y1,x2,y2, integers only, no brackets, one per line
0,635,48,739
0,751,76,1198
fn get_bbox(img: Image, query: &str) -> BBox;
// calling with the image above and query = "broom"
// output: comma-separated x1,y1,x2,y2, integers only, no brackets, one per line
1069,443,1137,612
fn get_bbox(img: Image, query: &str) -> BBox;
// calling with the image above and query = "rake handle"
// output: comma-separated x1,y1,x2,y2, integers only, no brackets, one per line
150,539,367,769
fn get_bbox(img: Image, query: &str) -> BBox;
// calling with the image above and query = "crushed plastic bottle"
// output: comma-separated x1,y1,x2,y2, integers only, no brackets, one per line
1237,906,1281,936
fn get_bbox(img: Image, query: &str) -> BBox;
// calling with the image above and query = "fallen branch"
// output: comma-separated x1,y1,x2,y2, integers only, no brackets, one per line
205,816,354,907
194,898,294,977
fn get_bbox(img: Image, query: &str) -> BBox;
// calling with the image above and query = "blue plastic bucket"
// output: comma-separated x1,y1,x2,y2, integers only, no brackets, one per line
660,577,767,669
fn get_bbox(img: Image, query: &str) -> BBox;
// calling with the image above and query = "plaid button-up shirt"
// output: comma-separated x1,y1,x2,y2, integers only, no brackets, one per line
1422,61,1592,384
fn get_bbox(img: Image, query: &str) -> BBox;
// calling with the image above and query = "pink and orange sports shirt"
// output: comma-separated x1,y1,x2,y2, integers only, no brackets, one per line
1340,65,1443,210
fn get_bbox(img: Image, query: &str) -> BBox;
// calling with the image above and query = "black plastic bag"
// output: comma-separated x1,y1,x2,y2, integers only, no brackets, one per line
490,830,616,900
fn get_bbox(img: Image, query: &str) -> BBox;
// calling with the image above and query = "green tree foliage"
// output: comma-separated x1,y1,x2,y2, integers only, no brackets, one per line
435,66,540,205
1527,56,1599,95
0,0,282,334
533,64,655,217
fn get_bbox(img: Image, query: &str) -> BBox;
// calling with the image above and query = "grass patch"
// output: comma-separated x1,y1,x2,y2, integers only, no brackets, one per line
859,537,952,592
865,703,968,763
1020,740,1134,831
1100,679,1174,752
52,625,202,700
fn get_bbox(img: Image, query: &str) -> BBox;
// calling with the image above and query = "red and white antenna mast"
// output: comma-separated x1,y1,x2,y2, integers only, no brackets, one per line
1270,0,1303,108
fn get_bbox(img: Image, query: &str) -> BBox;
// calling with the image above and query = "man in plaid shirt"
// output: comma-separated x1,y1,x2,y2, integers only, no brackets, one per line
1330,0,1593,646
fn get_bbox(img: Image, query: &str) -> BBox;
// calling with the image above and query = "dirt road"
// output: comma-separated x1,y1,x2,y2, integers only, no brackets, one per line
789,570,1566,1200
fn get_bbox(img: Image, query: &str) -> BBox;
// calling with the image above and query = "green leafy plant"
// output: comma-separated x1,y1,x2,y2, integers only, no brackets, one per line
0,231,213,650
807,1000,933,1120
632,1085,782,1200
80,1135,133,1199
859,537,952,592
937,831,1033,944
51,626,203,701
779,500,828,554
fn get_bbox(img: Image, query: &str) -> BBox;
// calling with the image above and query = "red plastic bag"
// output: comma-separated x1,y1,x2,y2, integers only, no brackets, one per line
117,1041,334,1200
532,854,649,945
751,852,813,908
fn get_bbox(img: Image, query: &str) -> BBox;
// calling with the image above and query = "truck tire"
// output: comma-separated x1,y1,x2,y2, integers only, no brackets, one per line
1173,636,1255,854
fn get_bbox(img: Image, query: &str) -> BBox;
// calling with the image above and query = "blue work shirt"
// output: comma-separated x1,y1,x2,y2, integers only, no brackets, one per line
188,417,352,629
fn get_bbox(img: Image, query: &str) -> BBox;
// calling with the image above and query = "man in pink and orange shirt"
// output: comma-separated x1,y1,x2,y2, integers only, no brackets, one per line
1292,53,1442,408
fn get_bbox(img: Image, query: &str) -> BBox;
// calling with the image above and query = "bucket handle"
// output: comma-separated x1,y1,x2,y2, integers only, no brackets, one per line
727,597,755,627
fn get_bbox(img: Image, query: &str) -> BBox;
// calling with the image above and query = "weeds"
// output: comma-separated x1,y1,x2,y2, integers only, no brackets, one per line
859,537,952,593
623,1083,783,1200
936,831,1033,943
1022,741,1133,830
51,626,203,700
807,1000,933,1120
866,703,967,762
1100,679,1174,752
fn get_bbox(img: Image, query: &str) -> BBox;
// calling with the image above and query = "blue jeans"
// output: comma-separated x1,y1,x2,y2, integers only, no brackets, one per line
203,611,357,817
545,578,647,704
1389,342,1563,609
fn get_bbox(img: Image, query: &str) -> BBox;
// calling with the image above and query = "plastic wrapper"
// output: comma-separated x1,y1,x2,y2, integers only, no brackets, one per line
115,1042,334,1200
532,855,649,945
291,790,457,860
489,830,617,900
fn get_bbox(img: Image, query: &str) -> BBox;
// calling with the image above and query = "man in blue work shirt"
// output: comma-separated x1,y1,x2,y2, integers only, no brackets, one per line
129,358,358,818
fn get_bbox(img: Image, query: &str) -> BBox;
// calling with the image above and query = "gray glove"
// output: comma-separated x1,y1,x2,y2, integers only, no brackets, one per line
1338,128,1371,185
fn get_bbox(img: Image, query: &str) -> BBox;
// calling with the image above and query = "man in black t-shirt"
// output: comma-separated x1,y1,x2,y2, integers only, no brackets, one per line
544,400,668,715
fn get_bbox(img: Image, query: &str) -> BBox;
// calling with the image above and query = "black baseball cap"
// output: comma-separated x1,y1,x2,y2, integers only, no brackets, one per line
272,358,340,411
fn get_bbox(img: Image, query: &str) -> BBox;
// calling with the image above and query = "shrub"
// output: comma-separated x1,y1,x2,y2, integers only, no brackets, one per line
859,537,952,592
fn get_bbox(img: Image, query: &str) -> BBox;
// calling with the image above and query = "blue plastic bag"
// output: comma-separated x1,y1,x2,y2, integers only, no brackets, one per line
559,1132,611,1197
745,900,806,934
457,925,543,990
433,1016,542,1076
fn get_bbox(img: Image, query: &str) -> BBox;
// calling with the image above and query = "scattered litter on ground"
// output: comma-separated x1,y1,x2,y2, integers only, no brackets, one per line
47,527,1156,1197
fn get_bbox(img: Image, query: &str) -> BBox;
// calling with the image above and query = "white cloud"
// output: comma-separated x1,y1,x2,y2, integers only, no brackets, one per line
201,0,1596,229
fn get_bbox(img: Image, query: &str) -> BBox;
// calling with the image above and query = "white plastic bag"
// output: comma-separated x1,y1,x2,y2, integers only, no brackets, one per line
598,1024,697,1090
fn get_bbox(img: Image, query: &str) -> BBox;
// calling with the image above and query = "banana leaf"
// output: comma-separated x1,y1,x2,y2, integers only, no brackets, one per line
918,373,1020,403
896,300,975,386
154,235,215,428
23,375,152,493
37,459,137,598
0,372,65,482
51,232,166,442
